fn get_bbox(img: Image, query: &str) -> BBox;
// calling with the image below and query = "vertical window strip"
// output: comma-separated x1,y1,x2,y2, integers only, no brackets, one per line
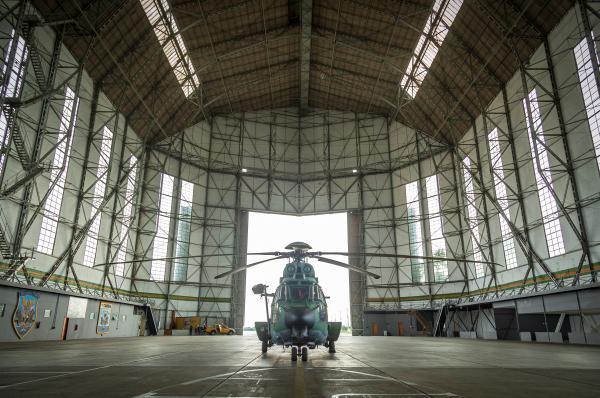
574,36,600,173
172,180,193,281
37,87,78,254
462,157,484,278
488,128,518,269
406,181,425,282
425,175,448,281
523,89,565,257
115,155,138,276
2,29,28,98
151,173,174,281
400,0,463,98
82,126,114,266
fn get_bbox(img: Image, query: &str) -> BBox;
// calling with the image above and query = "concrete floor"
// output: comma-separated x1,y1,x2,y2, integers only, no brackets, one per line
0,336,598,397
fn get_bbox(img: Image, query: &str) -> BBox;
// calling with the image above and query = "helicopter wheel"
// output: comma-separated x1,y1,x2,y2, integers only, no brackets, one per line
301,346,308,362
328,341,336,354
261,340,268,353
291,346,298,361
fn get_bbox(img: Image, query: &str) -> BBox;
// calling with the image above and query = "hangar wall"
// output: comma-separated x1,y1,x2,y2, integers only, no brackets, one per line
0,3,146,318
0,282,141,342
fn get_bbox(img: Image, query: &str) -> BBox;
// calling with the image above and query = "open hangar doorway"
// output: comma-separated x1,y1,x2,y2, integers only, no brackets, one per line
242,212,350,335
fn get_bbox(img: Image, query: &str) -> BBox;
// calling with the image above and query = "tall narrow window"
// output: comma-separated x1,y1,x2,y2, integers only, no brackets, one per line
151,173,174,281
115,155,138,276
406,181,425,282
523,89,565,257
172,180,193,281
462,157,484,278
140,0,200,97
2,29,28,98
82,126,113,266
37,87,79,254
574,36,600,173
425,175,448,281
488,128,518,269
400,0,463,98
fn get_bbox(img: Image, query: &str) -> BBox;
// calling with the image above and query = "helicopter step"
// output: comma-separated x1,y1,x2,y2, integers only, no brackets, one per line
290,345,309,362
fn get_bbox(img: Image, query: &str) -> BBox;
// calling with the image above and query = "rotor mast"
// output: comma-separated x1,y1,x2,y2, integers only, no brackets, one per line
284,242,312,262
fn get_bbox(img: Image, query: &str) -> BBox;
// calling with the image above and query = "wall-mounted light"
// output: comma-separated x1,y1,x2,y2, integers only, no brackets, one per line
241,168,248,173
352,169,358,173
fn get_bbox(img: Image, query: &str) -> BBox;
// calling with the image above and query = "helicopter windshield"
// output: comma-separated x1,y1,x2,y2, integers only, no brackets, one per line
290,286,308,300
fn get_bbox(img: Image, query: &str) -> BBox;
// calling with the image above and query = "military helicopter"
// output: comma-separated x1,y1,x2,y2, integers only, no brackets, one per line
215,241,498,361
215,242,372,361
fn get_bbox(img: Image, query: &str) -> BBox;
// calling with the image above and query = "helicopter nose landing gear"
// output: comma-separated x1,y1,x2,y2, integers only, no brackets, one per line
290,345,308,361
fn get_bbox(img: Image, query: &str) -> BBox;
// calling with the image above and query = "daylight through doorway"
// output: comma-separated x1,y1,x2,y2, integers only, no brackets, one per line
243,212,350,334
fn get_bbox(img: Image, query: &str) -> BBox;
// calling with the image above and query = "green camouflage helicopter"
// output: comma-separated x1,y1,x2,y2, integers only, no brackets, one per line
216,242,382,361
215,241,498,362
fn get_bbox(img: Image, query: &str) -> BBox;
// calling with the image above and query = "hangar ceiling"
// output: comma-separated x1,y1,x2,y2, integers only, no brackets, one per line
32,0,573,144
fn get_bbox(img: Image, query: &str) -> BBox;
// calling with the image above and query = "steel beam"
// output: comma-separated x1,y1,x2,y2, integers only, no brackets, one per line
300,0,312,111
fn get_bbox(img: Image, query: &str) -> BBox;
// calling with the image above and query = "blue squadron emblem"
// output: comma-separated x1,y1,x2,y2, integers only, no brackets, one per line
12,290,39,339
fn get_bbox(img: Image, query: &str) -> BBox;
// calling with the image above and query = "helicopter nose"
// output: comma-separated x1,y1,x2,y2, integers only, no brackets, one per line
284,309,316,329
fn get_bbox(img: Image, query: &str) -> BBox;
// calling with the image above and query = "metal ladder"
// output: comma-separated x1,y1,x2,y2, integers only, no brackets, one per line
433,303,448,337
22,20,46,92
0,207,13,259
144,305,159,335
3,108,31,169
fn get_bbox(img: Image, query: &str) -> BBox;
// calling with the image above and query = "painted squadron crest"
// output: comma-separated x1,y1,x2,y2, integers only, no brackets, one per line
12,290,39,339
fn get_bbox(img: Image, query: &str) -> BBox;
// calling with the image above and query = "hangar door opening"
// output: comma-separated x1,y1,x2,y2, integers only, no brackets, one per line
244,212,350,334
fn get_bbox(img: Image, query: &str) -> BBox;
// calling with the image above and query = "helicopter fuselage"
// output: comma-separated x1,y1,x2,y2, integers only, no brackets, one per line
260,260,334,347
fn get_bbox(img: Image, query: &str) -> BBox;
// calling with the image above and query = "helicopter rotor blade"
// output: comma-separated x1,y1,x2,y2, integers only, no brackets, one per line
214,255,289,279
312,256,381,279
92,253,236,268
314,252,502,268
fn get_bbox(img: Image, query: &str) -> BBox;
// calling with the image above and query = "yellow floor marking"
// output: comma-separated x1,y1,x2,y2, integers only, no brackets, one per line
295,361,305,398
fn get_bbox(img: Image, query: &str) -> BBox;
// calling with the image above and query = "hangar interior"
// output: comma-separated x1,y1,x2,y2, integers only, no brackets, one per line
1,0,600,396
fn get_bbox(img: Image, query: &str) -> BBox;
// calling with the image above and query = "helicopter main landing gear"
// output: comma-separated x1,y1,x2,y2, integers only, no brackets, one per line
291,345,308,362
328,340,336,353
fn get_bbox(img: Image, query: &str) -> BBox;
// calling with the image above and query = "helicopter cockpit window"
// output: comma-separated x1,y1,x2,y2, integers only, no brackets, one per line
314,286,324,300
290,286,308,300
